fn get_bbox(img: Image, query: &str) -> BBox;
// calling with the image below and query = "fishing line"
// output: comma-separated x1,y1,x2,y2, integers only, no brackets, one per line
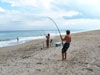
48,17,63,45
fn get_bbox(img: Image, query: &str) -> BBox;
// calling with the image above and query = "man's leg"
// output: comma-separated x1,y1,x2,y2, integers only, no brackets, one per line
65,52,67,59
47,40,49,48
62,53,64,61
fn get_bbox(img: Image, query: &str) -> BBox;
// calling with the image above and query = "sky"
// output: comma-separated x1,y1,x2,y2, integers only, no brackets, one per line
0,0,100,31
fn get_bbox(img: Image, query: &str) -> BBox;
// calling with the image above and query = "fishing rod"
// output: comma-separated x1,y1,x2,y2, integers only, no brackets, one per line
48,17,63,45
39,30,46,50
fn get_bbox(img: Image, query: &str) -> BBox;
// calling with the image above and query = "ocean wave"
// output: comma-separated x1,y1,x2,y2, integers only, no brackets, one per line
0,30,89,48
0,34,59,48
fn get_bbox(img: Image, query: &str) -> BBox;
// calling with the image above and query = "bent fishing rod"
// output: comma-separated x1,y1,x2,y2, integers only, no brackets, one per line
48,17,63,45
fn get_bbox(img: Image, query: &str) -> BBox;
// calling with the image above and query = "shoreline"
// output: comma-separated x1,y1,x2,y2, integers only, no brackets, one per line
0,29,100,75
0,29,99,48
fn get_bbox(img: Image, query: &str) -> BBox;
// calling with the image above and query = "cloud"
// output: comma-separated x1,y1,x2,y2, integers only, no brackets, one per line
0,7,6,12
61,18,100,30
1,0,54,10
0,0,85,18
0,0,100,30
52,0,100,18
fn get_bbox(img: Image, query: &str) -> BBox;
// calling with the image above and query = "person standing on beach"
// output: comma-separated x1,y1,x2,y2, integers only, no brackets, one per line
17,37,19,42
61,30,71,61
46,34,50,48
50,39,53,47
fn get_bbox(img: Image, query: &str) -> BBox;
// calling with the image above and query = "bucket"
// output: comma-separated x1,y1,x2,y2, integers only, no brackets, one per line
55,42,61,47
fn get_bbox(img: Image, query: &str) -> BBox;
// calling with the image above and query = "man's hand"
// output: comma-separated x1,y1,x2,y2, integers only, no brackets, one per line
60,35,63,41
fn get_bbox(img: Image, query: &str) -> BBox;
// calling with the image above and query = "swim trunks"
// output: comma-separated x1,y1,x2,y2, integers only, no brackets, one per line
46,40,49,47
62,42,70,53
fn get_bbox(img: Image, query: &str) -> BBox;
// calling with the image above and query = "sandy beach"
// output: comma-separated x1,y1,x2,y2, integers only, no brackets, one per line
0,30,100,75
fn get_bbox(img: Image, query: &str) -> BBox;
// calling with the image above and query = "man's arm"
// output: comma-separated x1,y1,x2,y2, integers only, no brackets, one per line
61,36,66,41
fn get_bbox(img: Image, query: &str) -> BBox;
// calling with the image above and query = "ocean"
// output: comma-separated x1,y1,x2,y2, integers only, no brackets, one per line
0,29,90,47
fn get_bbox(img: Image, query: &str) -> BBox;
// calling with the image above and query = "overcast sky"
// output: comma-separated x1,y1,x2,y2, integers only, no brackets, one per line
0,0,100,31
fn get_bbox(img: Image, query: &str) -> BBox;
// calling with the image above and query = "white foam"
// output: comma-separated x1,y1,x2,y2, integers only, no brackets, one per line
0,36,45,48
0,30,93,48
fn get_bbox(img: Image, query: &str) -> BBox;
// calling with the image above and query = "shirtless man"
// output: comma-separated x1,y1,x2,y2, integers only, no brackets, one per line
46,34,50,48
61,30,71,61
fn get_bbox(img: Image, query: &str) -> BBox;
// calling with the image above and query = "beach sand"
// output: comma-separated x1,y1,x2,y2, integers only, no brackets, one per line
0,30,100,75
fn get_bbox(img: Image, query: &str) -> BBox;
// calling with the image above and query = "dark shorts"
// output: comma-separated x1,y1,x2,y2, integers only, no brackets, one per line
46,40,49,46
62,42,70,53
